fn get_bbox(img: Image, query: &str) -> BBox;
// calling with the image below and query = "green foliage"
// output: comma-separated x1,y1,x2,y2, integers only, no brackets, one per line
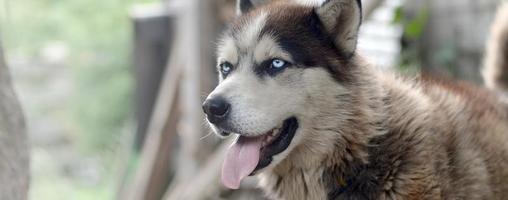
2,0,154,151
394,6,429,40
393,5,459,76
392,5,430,73
1,0,154,199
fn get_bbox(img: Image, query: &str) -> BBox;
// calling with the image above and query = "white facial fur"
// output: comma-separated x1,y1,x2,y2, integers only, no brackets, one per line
209,12,304,136
208,8,351,171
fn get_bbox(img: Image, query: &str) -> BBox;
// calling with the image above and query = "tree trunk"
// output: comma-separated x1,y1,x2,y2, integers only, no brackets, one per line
0,39,30,200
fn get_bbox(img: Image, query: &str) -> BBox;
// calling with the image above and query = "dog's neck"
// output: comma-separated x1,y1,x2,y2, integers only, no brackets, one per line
258,56,392,199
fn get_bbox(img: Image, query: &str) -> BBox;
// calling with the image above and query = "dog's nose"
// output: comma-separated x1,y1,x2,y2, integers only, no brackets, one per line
202,97,230,124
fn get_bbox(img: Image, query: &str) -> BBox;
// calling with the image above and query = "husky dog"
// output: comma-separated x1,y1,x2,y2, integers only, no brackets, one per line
202,0,508,199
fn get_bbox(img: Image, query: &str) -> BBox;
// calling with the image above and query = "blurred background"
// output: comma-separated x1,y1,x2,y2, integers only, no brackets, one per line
0,0,504,199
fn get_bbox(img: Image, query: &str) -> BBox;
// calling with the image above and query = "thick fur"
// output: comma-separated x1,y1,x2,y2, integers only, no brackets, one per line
207,0,508,199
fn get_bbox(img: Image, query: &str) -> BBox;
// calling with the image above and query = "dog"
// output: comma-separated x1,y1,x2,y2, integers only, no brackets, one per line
202,0,508,199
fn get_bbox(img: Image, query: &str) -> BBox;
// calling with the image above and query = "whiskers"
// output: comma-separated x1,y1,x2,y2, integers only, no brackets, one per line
200,131,215,140
200,118,215,140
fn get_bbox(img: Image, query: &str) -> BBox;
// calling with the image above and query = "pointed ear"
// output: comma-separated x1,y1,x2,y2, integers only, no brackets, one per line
316,0,362,57
236,0,271,16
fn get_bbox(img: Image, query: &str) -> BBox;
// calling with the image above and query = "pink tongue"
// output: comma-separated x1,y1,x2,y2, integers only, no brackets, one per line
221,136,263,189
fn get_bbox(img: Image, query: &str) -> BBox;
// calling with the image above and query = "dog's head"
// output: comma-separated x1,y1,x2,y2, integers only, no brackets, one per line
202,0,363,189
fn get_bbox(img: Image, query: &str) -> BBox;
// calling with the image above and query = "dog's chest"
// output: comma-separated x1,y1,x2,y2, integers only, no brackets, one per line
259,168,329,200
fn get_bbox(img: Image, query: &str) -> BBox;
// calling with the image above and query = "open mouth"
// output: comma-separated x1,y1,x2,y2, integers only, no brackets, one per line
221,117,298,189
255,117,299,173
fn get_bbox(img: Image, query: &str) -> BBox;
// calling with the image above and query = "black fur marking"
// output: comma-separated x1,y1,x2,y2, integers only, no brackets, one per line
275,176,283,191
300,169,309,197
238,0,254,14
356,0,363,22
259,11,339,69
325,161,381,199
229,4,357,83
253,60,270,78
323,129,413,199
277,38,318,67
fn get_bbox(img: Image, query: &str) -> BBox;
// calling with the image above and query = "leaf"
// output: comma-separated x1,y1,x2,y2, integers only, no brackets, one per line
404,8,429,39
392,6,404,24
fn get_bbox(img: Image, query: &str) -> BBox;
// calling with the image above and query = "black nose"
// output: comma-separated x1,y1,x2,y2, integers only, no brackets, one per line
202,97,230,124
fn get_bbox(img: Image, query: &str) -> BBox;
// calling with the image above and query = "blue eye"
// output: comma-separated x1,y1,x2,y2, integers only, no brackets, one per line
261,58,290,76
271,59,286,69
220,62,233,76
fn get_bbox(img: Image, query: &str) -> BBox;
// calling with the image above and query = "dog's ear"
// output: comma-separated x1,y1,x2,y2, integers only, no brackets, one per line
236,0,271,16
316,0,362,57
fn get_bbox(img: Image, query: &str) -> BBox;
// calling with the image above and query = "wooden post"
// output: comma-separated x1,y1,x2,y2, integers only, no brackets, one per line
168,0,224,187
120,4,184,200
173,0,202,183
120,56,182,200
131,4,175,150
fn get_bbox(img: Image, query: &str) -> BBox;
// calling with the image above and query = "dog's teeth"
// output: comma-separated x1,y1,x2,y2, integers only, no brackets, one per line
261,125,284,147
